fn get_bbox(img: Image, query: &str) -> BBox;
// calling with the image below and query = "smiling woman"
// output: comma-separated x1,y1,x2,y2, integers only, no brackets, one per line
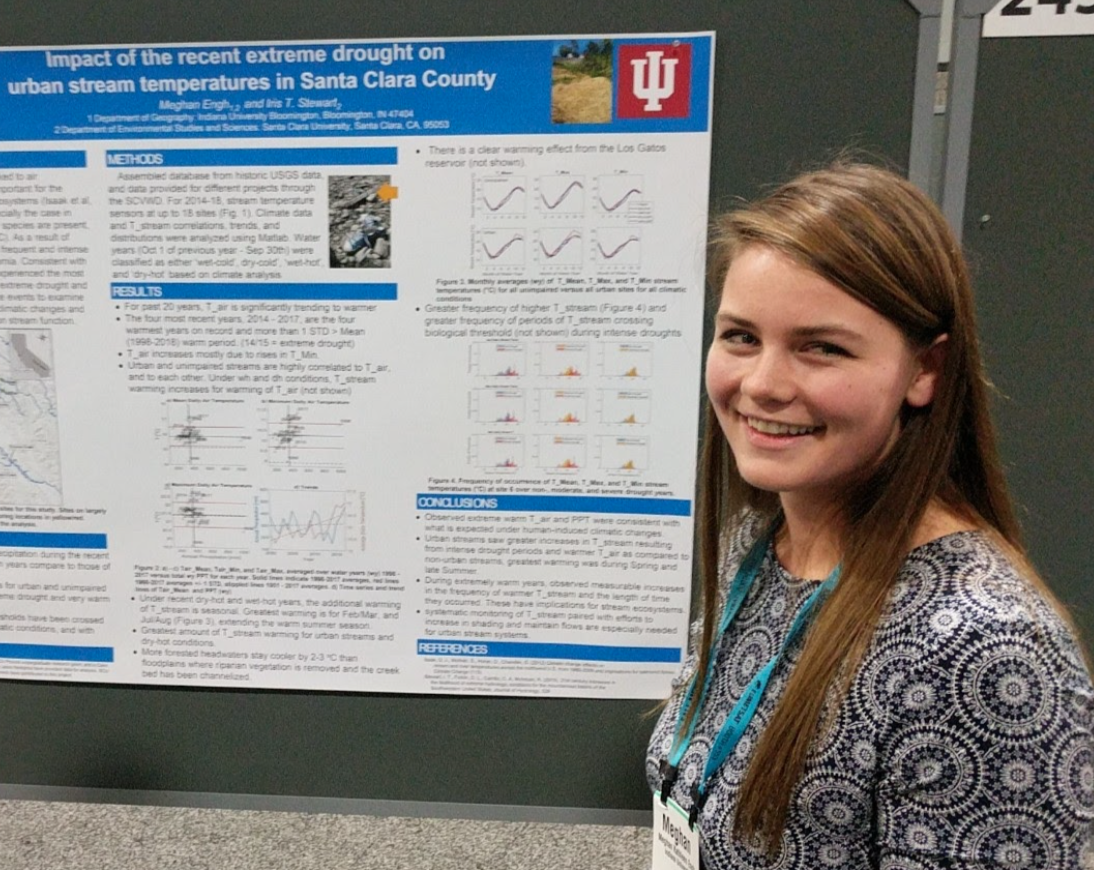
647,163,1094,869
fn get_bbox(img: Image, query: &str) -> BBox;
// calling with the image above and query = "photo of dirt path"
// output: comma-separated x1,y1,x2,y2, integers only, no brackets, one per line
551,39,613,125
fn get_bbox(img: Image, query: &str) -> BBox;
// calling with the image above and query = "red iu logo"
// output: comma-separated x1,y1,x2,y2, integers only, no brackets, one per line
617,42,692,119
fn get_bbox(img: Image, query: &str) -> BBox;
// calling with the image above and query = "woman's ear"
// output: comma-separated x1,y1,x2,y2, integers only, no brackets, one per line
905,334,949,408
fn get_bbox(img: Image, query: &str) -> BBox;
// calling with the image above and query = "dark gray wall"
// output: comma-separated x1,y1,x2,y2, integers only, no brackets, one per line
962,34,1093,649
0,0,921,810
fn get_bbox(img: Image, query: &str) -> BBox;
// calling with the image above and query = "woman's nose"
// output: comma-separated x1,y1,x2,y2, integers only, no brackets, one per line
740,349,795,405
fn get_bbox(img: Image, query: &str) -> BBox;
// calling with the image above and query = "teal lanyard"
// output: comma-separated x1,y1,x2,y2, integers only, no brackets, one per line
660,531,839,826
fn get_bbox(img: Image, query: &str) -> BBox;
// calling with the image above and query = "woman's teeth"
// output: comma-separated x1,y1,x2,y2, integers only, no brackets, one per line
747,417,818,436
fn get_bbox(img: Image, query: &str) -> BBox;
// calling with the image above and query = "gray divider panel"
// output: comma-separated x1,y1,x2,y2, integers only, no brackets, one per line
0,0,927,815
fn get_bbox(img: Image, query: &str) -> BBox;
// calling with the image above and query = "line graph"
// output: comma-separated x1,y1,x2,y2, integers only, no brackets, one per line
536,175,585,215
475,228,526,270
258,489,360,552
536,227,583,268
262,403,349,469
475,175,527,217
595,174,644,214
593,227,642,269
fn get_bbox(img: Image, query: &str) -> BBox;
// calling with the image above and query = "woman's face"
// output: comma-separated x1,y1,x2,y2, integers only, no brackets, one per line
706,245,939,514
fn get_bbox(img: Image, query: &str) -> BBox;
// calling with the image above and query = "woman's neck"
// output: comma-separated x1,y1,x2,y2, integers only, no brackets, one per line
774,495,978,580
775,496,844,580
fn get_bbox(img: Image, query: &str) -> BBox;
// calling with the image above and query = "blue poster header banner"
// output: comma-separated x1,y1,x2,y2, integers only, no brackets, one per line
0,35,712,141
0,150,85,168
105,147,396,167
416,639,680,663
415,493,691,516
110,282,397,301
0,643,114,662
0,531,108,549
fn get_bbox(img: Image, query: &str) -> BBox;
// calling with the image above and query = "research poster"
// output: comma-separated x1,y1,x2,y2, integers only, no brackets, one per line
0,33,713,698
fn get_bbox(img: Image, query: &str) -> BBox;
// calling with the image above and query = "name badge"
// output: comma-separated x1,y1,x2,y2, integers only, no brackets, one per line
652,792,699,870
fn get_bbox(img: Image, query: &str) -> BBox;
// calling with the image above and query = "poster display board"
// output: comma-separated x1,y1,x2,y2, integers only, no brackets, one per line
0,33,713,698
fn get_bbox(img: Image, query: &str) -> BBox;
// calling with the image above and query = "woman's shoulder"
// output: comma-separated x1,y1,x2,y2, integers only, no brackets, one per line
873,531,1091,711
888,531,1068,635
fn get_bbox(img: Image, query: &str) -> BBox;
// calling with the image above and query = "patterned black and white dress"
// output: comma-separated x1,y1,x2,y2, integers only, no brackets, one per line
646,516,1094,869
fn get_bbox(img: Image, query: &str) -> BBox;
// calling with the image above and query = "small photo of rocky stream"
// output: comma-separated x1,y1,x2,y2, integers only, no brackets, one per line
328,175,392,268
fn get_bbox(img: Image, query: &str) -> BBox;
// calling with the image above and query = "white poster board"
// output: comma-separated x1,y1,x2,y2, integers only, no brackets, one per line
0,33,713,698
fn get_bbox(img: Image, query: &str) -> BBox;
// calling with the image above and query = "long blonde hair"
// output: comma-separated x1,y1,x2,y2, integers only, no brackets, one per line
688,162,1082,849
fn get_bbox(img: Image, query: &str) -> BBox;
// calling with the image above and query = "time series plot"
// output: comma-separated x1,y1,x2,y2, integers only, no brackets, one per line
474,174,527,217
535,227,583,271
592,227,642,272
474,227,526,271
594,173,652,222
535,174,585,216
162,483,362,553
257,488,362,553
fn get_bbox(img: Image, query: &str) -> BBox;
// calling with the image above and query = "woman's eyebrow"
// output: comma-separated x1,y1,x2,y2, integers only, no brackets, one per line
790,324,862,341
712,311,754,327
713,312,862,342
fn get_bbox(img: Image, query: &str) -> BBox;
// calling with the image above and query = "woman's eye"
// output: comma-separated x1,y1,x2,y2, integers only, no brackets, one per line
721,329,756,346
807,342,849,357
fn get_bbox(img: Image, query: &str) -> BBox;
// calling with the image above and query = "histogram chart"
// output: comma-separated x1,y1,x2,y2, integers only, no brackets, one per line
469,387,524,425
535,228,583,271
599,389,652,426
475,228,526,271
593,227,642,272
164,483,254,552
161,400,252,470
469,433,524,471
474,174,527,217
258,489,361,553
538,342,588,378
536,174,585,217
602,342,654,379
262,403,349,470
537,388,586,425
469,342,526,379
598,435,649,473
537,434,585,472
